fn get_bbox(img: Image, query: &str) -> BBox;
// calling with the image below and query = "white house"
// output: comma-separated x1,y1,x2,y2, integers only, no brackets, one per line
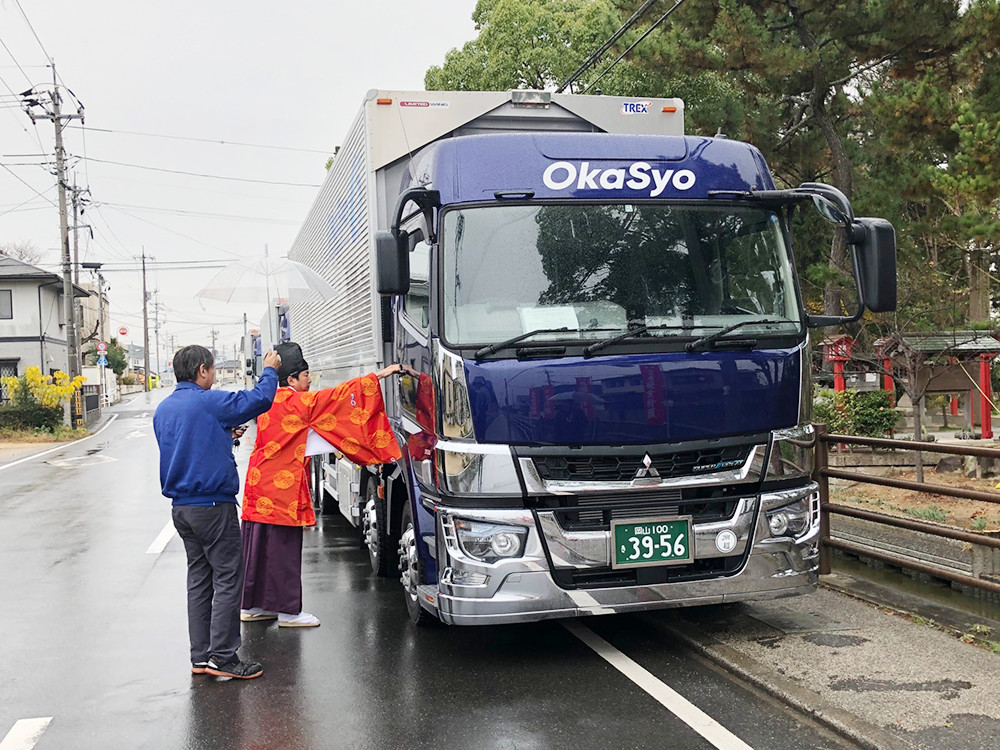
0,256,89,397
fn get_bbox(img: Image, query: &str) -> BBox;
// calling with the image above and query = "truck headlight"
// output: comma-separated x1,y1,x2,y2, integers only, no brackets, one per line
764,489,819,539
454,519,527,563
764,424,815,485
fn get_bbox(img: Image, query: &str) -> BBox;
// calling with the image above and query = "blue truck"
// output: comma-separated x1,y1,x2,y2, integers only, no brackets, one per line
288,89,895,625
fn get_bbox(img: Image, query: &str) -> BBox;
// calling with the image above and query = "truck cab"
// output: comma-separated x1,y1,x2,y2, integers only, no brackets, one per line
290,90,895,625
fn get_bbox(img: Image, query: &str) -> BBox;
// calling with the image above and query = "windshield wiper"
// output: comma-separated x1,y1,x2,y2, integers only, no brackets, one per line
685,319,793,352
475,328,571,359
583,324,692,358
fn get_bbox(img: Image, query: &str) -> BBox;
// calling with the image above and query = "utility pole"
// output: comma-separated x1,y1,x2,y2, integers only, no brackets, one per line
141,250,151,392
210,327,218,360
153,297,162,385
82,261,107,405
22,64,84,381
243,312,248,386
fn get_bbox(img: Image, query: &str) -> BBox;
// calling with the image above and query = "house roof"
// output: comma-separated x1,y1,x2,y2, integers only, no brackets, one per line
0,255,89,296
878,331,1000,356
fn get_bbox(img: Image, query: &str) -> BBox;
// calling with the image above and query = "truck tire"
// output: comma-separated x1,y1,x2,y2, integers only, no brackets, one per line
399,501,437,626
363,478,392,577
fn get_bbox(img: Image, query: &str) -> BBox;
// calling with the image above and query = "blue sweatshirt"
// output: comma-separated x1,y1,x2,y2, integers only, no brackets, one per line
153,368,278,506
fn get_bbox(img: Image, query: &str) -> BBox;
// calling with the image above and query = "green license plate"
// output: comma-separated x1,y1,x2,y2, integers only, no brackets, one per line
611,517,693,569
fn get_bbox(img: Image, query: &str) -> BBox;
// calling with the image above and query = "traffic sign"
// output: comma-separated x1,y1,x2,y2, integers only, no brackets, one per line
97,341,108,353
118,326,129,337
97,355,108,367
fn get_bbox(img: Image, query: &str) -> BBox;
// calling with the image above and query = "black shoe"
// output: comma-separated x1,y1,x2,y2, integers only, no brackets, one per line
206,657,263,679
191,661,210,675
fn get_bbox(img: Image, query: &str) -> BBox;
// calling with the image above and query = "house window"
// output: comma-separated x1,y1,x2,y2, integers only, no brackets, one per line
0,290,11,319
0,360,16,402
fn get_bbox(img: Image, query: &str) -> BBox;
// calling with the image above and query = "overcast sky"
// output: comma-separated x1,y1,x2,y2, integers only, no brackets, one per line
0,0,476,366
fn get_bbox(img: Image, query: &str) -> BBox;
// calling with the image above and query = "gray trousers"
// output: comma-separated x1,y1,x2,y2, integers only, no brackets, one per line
172,503,243,664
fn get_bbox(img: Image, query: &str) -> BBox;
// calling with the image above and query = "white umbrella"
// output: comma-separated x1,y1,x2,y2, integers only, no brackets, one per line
196,256,335,304
196,256,335,343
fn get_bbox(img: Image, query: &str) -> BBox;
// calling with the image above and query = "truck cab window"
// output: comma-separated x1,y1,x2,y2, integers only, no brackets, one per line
404,236,431,328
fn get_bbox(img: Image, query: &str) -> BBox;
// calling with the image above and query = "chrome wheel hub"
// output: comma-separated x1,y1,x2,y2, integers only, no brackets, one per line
399,525,419,601
363,497,378,556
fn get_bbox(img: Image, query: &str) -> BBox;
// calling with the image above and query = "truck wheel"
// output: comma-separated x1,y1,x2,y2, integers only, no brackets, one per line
363,478,392,577
399,501,436,626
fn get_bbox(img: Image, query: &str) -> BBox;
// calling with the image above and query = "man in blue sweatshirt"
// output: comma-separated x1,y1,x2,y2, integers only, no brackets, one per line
154,344,280,680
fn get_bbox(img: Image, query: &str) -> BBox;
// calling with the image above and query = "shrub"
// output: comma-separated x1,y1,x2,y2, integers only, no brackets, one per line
0,366,85,408
814,388,898,437
0,402,64,431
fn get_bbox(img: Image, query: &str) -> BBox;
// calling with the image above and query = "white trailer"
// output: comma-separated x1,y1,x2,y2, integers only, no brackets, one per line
288,89,684,534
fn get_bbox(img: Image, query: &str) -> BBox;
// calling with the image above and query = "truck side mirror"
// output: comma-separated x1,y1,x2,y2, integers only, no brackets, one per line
854,217,897,313
376,230,410,295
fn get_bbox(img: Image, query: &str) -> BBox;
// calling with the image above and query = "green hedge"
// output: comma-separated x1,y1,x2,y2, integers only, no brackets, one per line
813,388,898,437
0,403,64,431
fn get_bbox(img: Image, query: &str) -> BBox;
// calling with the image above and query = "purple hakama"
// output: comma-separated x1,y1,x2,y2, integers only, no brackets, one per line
241,520,303,615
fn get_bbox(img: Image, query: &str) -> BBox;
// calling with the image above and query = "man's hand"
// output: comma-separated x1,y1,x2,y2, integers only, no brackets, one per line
263,349,281,371
374,363,405,379
231,425,248,441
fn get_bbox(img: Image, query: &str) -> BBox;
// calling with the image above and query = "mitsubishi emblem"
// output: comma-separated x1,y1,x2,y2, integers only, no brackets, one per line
633,453,661,484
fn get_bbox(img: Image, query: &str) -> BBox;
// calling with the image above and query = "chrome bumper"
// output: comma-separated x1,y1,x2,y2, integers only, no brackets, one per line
428,485,820,626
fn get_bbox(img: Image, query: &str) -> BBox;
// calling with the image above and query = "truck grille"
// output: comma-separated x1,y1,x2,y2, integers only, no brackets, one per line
530,445,752,483
538,489,741,531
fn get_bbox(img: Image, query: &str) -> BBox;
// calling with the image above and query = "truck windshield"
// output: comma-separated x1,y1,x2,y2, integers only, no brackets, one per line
441,203,801,347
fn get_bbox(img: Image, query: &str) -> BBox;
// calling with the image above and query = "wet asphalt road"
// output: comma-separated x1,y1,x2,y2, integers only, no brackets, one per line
1,389,853,750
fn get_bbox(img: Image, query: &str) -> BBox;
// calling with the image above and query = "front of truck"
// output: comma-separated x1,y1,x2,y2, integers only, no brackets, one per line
384,133,891,625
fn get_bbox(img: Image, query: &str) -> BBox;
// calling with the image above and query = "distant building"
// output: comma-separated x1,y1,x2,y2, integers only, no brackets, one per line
0,256,88,399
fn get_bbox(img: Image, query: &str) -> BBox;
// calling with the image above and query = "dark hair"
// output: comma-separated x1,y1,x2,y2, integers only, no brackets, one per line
173,345,214,382
279,369,306,388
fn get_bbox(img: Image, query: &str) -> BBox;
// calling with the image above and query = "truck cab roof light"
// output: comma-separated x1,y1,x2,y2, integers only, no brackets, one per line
662,106,678,112
377,98,392,105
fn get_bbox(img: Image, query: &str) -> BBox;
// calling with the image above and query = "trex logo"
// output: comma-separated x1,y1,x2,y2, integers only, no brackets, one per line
620,101,651,115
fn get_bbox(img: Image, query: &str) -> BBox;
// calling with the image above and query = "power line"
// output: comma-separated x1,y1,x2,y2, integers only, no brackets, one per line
0,161,58,208
0,33,33,86
102,204,243,257
556,0,661,93
101,201,299,225
12,0,52,63
68,125,331,155
581,0,689,94
82,155,321,187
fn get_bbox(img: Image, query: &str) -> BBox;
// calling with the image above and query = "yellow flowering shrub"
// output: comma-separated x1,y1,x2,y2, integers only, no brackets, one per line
1,366,86,408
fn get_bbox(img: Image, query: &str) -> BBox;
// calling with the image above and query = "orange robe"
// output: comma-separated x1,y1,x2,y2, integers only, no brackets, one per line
242,374,402,527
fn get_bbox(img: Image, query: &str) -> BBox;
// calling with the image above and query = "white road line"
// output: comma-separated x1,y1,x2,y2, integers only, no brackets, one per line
145,520,176,555
0,415,119,473
0,718,53,750
564,621,754,750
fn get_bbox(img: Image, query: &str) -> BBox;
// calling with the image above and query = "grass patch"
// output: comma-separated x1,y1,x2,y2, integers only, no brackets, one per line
0,426,89,443
904,505,948,523
972,518,988,531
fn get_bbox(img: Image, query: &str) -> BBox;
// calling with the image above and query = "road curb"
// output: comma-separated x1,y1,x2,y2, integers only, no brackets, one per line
642,613,919,750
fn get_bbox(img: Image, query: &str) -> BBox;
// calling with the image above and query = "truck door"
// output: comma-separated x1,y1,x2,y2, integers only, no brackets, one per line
396,231,434,437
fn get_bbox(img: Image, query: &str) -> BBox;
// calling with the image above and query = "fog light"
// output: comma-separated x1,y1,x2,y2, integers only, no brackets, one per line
447,568,489,586
454,519,528,563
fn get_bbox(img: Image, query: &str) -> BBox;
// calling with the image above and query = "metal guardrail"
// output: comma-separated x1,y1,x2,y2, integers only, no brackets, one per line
815,423,1000,595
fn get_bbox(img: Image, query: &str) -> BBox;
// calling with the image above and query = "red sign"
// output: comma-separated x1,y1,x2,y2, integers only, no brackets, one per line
118,326,129,337
96,341,108,352
640,365,667,425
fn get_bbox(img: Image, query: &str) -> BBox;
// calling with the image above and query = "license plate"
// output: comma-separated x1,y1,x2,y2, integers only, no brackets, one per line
611,517,693,569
